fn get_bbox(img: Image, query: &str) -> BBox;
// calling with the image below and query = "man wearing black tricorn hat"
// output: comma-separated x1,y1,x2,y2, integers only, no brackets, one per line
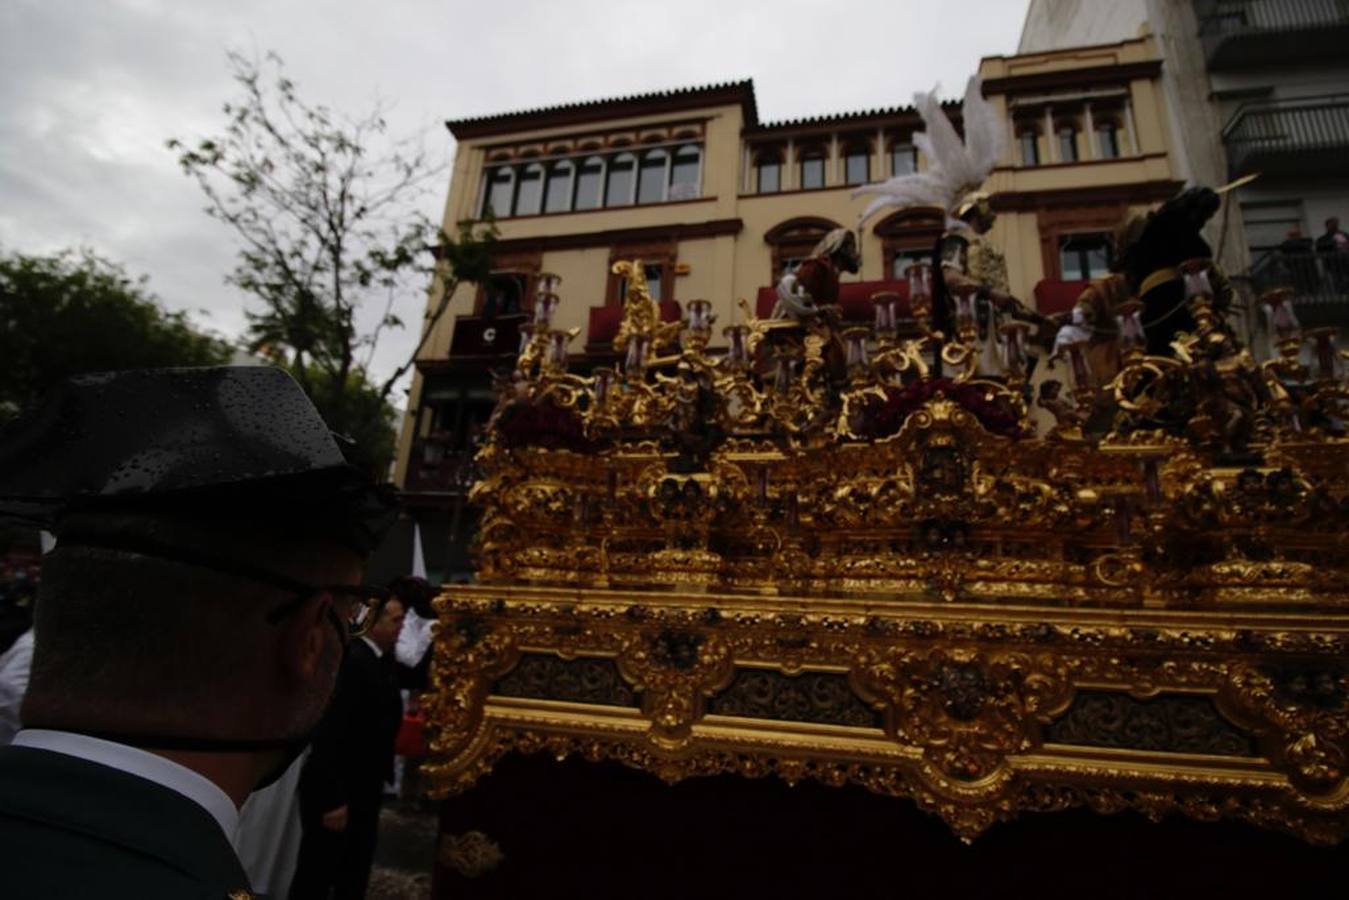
0,366,397,899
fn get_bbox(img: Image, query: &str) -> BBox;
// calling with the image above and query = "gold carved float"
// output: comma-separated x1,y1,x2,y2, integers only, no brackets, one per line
424,260,1349,844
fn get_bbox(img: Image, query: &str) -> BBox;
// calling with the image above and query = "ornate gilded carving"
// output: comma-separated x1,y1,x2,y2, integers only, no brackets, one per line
493,654,638,708
429,259,1349,846
424,587,1349,845
1046,691,1256,757
856,647,1070,783
708,669,882,728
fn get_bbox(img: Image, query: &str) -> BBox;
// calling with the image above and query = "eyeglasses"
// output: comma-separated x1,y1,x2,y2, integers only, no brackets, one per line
264,583,391,638
60,533,389,638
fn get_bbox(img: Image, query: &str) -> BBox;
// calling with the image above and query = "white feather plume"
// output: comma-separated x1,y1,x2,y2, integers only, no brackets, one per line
854,75,1005,227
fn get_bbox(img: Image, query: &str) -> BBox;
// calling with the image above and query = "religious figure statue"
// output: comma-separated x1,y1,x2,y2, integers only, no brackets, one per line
773,228,862,321
1109,186,1237,356
612,259,680,370
852,76,1048,371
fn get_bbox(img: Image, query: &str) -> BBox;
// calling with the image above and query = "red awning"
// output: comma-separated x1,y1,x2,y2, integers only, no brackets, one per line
1033,279,1090,316
587,300,682,345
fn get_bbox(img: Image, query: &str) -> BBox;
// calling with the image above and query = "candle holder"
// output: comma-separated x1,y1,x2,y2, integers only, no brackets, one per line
952,288,979,344
1180,260,1217,335
770,349,795,393
1116,299,1147,364
906,262,934,335
1059,334,1094,408
533,285,561,328
592,366,615,405
723,325,751,369
999,320,1033,384
624,336,651,376
685,299,715,351
843,327,871,382
1261,288,1301,359
1306,327,1341,383
546,330,571,370
871,291,901,344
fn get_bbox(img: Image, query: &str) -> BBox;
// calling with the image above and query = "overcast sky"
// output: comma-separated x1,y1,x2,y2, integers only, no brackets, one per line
1,0,1029,397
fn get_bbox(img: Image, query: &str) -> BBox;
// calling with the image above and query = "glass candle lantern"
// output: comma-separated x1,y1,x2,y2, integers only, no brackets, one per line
1116,300,1147,357
592,366,614,404
548,331,569,367
624,336,650,374
1182,266,1213,301
724,325,750,367
871,291,900,338
844,327,870,371
1262,289,1301,346
1308,328,1341,381
906,262,932,301
533,294,560,328
686,299,713,333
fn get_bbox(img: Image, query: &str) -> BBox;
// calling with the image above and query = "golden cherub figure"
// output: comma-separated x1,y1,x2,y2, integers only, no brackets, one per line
611,260,681,362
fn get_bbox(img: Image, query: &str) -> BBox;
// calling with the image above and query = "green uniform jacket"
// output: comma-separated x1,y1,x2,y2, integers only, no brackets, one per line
0,745,257,899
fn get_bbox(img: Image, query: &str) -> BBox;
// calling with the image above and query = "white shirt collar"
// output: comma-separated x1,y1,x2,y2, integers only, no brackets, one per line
12,728,240,840
359,635,384,658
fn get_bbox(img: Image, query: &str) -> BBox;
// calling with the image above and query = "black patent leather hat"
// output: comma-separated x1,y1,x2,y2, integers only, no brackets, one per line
0,366,397,553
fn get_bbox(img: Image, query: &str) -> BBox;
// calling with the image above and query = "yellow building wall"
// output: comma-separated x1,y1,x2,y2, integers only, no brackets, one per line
396,36,1181,486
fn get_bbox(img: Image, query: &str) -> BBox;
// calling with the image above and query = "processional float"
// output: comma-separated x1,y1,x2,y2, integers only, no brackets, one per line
423,79,1349,845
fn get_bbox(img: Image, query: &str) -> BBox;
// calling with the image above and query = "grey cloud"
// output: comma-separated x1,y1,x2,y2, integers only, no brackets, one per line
2,0,1029,396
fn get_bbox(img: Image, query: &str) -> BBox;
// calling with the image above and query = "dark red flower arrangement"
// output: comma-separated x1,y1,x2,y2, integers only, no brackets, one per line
497,402,597,453
851,378,1024,440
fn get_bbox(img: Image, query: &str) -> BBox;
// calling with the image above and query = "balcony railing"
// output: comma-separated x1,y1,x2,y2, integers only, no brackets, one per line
1250,248,1349,328
1197,0,1349,68
404,437,477,494
1222,95,1349,177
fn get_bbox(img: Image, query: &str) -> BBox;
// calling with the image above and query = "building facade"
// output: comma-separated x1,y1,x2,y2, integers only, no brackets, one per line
1020,0,1349,326
393,38,1185,578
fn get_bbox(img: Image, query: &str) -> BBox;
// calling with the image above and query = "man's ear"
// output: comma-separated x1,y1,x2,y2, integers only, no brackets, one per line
277,594,333,682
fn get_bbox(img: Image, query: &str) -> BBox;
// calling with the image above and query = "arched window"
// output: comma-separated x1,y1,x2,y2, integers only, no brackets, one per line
637,149,669,204
755,150,782,194
764,216,843,283
605,152,636,207
482,166,515,218
874,208,944,282
669,144,701,199
844,142,870,185
1059,233,1112,280
890,142,917,176
799,149,825,190
574,155,604,211
514,162,544,216
544,160,575,213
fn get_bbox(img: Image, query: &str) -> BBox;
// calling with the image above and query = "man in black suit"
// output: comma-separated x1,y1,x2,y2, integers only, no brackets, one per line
291,597,408,899
0,367,394,899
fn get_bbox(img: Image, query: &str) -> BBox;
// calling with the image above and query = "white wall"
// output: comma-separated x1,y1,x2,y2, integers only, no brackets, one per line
1018,0,1148,52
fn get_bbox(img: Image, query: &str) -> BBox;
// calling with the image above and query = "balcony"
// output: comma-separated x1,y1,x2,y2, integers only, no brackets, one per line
404,435,477,495
1197,0,1349,69
447,312,529,360
586,300,682,354
1250,249,1349,328
1222,95,1349,178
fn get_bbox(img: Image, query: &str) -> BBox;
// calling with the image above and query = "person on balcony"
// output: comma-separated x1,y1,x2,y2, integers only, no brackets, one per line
1280,227,1320,297
1316,216,1349,293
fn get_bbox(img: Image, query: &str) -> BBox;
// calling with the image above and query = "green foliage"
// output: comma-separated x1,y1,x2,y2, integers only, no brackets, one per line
295,365,399,478
167,51,497,477
0,249,232,421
